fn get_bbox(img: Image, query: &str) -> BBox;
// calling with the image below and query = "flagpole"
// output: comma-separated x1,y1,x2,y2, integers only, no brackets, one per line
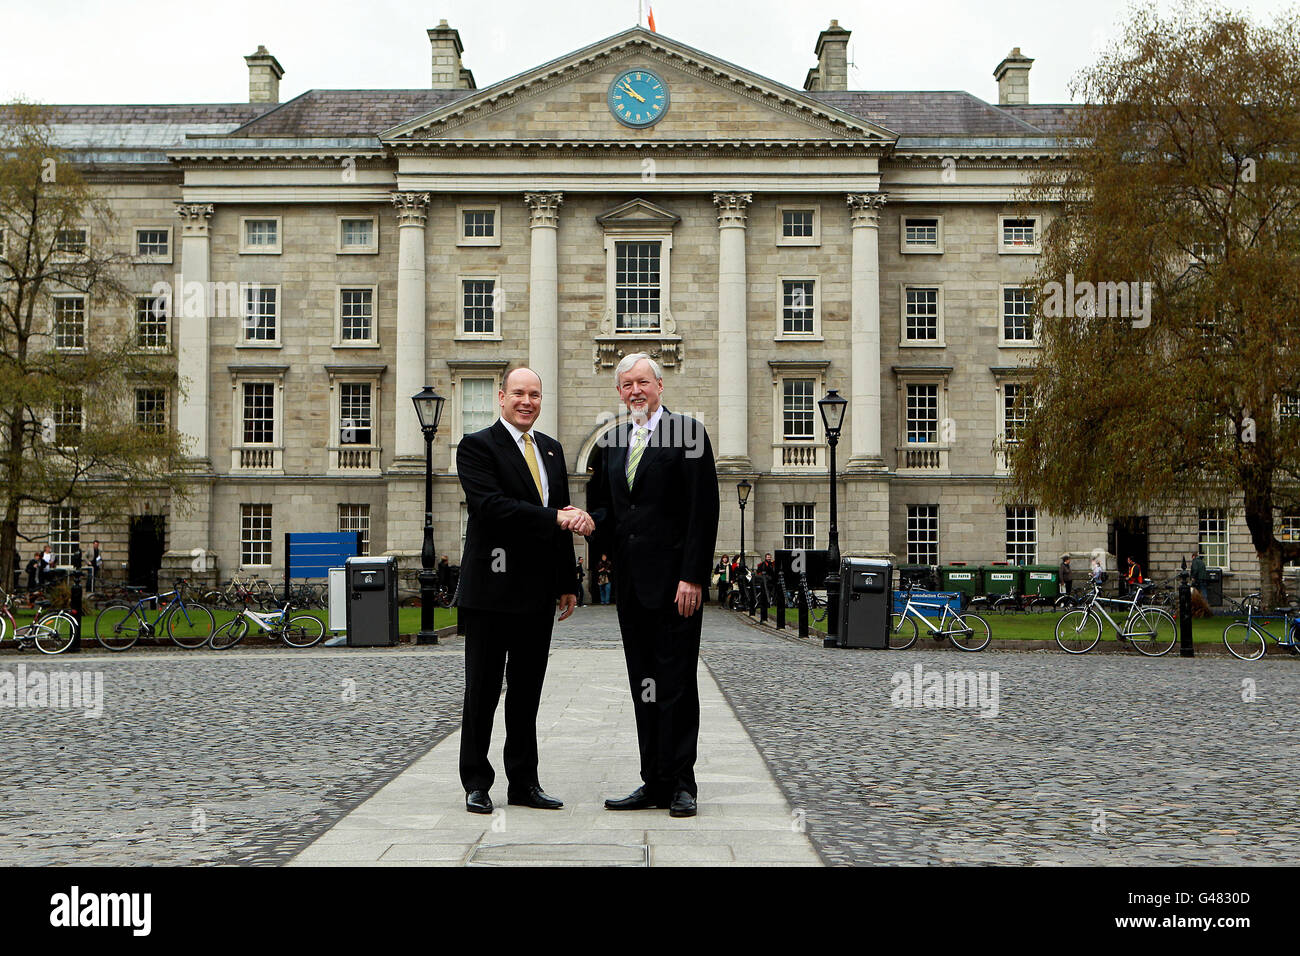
638,0,643,26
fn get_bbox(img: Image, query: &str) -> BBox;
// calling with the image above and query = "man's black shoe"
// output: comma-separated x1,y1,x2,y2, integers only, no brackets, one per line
465,790,493,814
604,785,667,810
507,785,564,810
668,790,697,817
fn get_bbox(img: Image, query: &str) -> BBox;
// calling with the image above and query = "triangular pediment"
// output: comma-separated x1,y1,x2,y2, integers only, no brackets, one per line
382,27,896,147
596,197,681,229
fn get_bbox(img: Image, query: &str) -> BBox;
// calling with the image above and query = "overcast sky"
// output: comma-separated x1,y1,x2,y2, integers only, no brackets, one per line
1,0,1295,106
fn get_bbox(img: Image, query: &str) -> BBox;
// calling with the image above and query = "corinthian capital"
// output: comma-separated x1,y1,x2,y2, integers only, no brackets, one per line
176,202,215,238
713,192,753,227
391,191,432,227
524,192,564,227
847,192,888,226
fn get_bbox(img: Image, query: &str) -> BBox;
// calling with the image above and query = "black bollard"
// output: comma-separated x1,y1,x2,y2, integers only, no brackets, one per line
775,570,787,630
1178,569,1194,657
758,579,768,624
69,572,83,653
797,575,809,639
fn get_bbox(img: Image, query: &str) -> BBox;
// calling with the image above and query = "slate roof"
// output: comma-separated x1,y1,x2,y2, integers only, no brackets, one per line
999,104,1083,135
219,90,472,138
810,91,1049,137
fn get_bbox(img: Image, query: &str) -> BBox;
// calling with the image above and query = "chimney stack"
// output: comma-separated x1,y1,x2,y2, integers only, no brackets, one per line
429,20,476,90
993,47,1033,105
245,46,284,104
806,20,851,92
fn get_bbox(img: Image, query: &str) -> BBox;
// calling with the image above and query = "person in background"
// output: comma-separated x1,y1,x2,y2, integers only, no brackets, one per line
1089,556,1104,587
756,552,775,603
1059,554,1072,597
597,554,613,605
87,540,103,593
575,557,586,607
1124,556,1144,595
25,551,41,591
714,554,730,606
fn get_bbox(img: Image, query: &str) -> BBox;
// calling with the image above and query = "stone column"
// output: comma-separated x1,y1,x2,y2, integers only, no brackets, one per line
713,192,752,472
175,203,213,463
846,193,887,471
525,192,563,438
392,192,431,462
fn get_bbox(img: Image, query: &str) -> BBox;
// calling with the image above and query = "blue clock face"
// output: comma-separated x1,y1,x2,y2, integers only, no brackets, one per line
608,69,669,128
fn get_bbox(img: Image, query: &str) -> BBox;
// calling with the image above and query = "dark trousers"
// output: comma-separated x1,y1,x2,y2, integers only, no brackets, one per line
458,607,553,794
615,590,702,799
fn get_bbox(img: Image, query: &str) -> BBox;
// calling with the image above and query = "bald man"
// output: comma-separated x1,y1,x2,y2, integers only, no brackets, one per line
454,365,593,814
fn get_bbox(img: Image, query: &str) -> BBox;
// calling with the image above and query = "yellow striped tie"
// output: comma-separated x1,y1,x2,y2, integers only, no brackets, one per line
626,426,648,489
522,433,544,503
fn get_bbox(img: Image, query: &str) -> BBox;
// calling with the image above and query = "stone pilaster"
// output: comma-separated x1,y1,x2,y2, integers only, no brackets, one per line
525,192,563,437
713,192,752,472
846,193,887,472
392,191,431,464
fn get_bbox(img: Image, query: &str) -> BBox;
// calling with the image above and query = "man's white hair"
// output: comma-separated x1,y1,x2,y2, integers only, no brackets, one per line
614,351,663,386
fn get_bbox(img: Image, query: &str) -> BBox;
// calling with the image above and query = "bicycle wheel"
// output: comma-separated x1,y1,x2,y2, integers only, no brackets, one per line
208,617,248,651
1055,609,1102,654
1129,607,1177,657
281,612,325,648
33,613,76,654
201,590,228,610
888,612,918,650
1222,622,1265,661
950,613,992,651
94,603,141,651
167,603,216,649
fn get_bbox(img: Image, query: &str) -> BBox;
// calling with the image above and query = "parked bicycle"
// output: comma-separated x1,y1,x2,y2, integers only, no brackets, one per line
208,599,325,650
1222,593,1300,660
889,582,991,651
93,579,216,651
783,577,828,623
992,585,1055,614
0,591,78,655
1054,582,1176,656
203,574,278,611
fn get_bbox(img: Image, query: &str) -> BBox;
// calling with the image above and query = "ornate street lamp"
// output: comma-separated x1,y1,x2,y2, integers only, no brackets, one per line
412,386,446,645
818,389,848,648
736,479,752,572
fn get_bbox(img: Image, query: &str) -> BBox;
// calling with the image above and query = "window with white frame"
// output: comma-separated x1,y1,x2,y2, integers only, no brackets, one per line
999,215,1039,253
780,279,816,336
783,503,815,551
902,286,941,344
53,296,86,350
1006,507,1037,564
339,504,371,556
907,504,939,564
338,288,375,344
49,506,79,565
241,217,281,254
1281,514,1299,568
900,216,943,254
53,393,83,448
458,206,500,246
242,286,279,343
1003,383,1034,444
906,384,939,444
777,206,819,246
614,241,661,332
782,378,816,441
1002,287,1036,344
1280,392,1300,420
338,383,373,446
135,227,170,259
54,228,86,255
135,295,168,349
135,387,166,434
241,383,275,445
460,279,497,337
338,217,377,254
1199,508,1229,568
240,504,273,567
461,377,497,438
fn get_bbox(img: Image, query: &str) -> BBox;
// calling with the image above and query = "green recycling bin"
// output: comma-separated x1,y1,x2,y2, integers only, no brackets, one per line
1022,565,1060,598
981,564,1020,596
940,565,983,597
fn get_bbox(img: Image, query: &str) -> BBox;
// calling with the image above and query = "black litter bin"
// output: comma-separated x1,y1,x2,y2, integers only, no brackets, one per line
345,555,398,646
1205,567,1224,607
838,558,892,649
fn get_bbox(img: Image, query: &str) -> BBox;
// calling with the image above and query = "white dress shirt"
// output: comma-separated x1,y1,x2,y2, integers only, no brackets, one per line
499,417,550,506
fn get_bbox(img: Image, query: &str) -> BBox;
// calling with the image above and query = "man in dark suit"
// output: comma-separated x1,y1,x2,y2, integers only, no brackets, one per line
455,365,593,815
588,352,719,818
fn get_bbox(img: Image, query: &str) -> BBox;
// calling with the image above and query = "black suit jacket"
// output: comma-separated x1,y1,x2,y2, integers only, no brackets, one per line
587,408,719,609
456,420,577,615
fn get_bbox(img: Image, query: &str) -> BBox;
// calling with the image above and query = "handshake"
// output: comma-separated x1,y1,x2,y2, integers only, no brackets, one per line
557,506,594,536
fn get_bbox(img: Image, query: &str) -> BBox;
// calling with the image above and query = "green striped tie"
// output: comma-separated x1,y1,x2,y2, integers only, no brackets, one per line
626,426,648,489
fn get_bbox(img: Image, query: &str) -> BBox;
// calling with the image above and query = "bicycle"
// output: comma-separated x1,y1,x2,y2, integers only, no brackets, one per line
1222,593,1300,660
1054,582,1176,656
889,582,991,651
208,599,325,650
992,585,1054,614
0,591,78,655
93,579,216,651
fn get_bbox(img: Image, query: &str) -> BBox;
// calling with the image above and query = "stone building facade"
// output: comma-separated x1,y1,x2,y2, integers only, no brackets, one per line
11,19,1288,596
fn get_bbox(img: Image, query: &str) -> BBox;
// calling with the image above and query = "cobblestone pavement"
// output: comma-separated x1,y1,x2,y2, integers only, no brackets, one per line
700,614,1300,865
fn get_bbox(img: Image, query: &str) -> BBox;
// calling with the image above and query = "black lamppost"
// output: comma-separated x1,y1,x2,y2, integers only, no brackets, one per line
736,479,752,572
412,386,446,645
818,389,847,648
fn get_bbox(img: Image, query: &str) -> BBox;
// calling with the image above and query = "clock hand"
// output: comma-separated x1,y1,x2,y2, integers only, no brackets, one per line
619,81,646,103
